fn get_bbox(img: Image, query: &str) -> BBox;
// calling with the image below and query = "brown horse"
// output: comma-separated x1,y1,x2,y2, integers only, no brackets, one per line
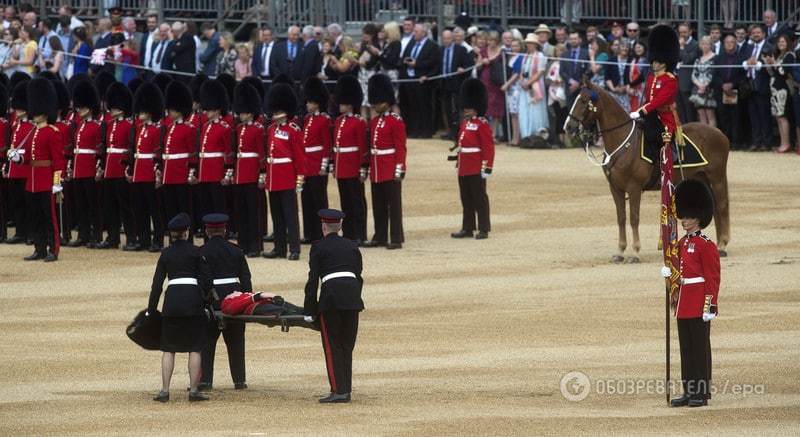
564,82,731,261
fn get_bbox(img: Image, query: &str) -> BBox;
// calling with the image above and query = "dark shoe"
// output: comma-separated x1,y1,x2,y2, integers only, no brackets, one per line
97,241,118,249
361,240,386,248
670,394,691,407
188,391,209,402
68,239,87,248
5,235,24,244
261,249,287,259
25,238,33,245
197,382,213,391
23,251,45,261
0,237,5,244
60,237,70,246
43,252,58,262
234,383,248,390
86,241,98,249
263,233,274,242
475,231,489,240
688,397,708,407
288,252,300,261
147,244,163,253
319,392,351,403
153,391,169,402
300,238,311,244
386,242,402,250
451,230,473,239
123,243,142,252
246,251,261,258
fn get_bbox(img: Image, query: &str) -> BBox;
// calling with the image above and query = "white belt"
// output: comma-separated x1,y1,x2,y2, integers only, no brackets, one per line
371,148,396,155
74,148,97,155
304,146,323,153
460,147,481,153
199,152,224,158
162,153,190,160
321,271,357,283
237,152,259,158
268,157,292,164
15,149,26,154
681,277,705,285
168,277,198,286
334,146,359,153
135,153,155,159
213,277,239,285
106,147,129,154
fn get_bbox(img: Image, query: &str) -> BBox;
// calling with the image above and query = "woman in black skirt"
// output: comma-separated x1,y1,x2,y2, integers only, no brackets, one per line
147,212,212,402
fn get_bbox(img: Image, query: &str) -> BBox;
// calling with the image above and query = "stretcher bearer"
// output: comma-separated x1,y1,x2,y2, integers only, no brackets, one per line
161,81,197,241
129,83,166,253
68,81,104,249
363,74,406,250
196,80,233,229
332,76,368,244
262,83,305,261
232,82,266,257
304,209,364,404
15,79,65,261
51,80,75,246
4,82,33,245
300,77,332,244
199,213,251,391
450,78,494,240
99,83,136,250
670,179,720,408
0,84,9,242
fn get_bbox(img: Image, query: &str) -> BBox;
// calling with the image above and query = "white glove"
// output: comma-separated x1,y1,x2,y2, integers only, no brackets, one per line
629,111,641,120
702,312,716,322
660,266,672,278
394,164,404,181
187,168,198,185
8,149,21,163
358,167,368,182
52,184,63,194
481,168,492,179
303,316,314,323
319,158,329,176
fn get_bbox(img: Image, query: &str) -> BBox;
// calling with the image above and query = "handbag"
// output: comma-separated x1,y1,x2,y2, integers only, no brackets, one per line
489,56,505,86
126,309,162,350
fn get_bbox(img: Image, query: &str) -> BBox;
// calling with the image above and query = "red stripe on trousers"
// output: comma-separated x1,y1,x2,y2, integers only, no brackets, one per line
50,193,60,255
319,314,337,393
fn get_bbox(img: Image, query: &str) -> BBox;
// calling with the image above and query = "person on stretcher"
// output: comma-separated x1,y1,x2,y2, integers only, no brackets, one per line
220,291,303,317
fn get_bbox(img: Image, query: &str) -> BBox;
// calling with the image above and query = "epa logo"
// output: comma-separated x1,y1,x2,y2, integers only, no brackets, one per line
560,371,590,401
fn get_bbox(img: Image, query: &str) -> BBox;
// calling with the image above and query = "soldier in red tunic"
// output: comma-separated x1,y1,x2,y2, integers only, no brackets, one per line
300,77,332,244
0,84,9,242
232,82,267,257
98,83,136,250
363,74,406,250
262,83,304,261
196,79,233,228
188,74,209,130
450,79,495,240
51,79,76,246
332,76,368,244
14,79,66,261
129,83,166,253
670,179,720,408
4,82,33,245
68,81,104,248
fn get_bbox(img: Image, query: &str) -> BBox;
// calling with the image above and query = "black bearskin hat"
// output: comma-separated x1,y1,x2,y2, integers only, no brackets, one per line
26,78,57,123
334,75,362,109
272,73,293,86
459,78,487,116
11,82,27,111
675,179,714,229
72,80,101,116
133,82,165,122
127,77,144,95
303,77,329,106
106,82,133,117
36,70,59,81
94,70,117,102
216,73,236,103
151,72,173,95
368,73,395,106
199,79,229,112
8,71,30,96
647,24,680,72
233,82,262,115
52,80,71,119
267,83,297,117
0,84,7,117
165,81,192,117
67,73,90,95
241,76,265,100
189,73,208,103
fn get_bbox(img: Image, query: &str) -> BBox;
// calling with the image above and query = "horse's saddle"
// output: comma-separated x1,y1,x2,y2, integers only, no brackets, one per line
639,132,709,168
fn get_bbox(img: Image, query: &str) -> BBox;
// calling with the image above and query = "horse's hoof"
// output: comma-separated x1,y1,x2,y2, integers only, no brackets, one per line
611,255,625,264
625,256,641,264
719,249,728,257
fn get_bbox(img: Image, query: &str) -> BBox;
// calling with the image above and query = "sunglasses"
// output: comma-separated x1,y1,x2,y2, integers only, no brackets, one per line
627,28,639,32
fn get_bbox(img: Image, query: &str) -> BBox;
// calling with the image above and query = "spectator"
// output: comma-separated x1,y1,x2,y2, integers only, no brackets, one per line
0,28,17,72
624,22,641,49
734,25,749,52
400,22,439,138
501,37,524,146
122,17,141,42
328,35,358,77
554,25,567,46
199,22,220,76
588,37,608,89
215,31,237,76
140,12,159,79
709,24,722,54
677,22,699,124
559,31,588,106
357,23,380,116
313,25,324,43
186,21,202,74
713,34,745,149
741,24,773,151
7,25,37,75
440,28,473,141
501,31,513,51
149,23,171,74
57,5,84,31
71,26,92,76
534,24,553,57
453,26,472,54
477,30,505,136
168,21,197,81
2,6,15,29
689,36,717,128
607,22,623,42
518,33,548,143
327,22,344,56
234,43,251,80
399,18,414,55
547,43,568,146
94,18,112,48
38,35,66,76
274,25,300,77
585,25,599,43
37,18,57,61
605,41,630,112
379,21,402,104
763,9,792,45
764,34,794,153
625,41,648,111
251,26,276,82
56,14,73,55
22,11,35,29
116,37,141,85
293,24,321,84
318,38,336,80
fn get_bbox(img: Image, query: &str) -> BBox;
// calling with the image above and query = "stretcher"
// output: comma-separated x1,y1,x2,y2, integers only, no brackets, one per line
213,311,318,332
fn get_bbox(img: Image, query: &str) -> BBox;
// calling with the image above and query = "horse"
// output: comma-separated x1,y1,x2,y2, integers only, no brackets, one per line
564,82,731,262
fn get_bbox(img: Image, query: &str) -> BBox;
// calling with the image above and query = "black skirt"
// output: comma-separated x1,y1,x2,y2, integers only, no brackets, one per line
160,315,208,353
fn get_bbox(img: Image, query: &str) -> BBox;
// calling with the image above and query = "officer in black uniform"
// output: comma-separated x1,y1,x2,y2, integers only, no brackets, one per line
199,212,251,391
304,208,365,404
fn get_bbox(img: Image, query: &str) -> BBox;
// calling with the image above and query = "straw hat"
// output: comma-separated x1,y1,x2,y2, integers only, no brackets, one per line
523,33,541,46
534,24,551,35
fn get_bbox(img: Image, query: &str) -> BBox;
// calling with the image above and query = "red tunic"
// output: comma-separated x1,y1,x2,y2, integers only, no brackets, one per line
187,111,207,130
131,122,162,183
198,118,233,183
675,231,721,319
301,112,332,177
53,120,72,172
7,118,34,179
25,124,66,193
103,117,134,179
72,118,103,180
638,71,678,135
369,112,407,183
265,120,303,192
333,114,367,180
0,118,8,155
456,116,495,177
221,292,281,315
234,121,266,185
162,120,197,185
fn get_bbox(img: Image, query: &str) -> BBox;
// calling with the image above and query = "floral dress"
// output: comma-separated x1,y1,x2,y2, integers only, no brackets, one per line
216,48,238,76
689,54,717,109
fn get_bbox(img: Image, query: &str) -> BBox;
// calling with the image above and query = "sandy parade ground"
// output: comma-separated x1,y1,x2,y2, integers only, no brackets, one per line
0,140,798,435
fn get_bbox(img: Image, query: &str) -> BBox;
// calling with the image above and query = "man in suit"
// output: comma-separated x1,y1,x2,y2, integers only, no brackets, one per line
292,25,321,84
150,23,171,75
763,9,793,45
399,23,440,138
439,29,473,141
709,24,722,55
168,21,196,82
713,34,746,150
140,13,159,80
199,22,220,76
740,24,773,151
121,17,142,44
92,18,113,74
274,25,302,78
676,23,698,124
560,31,589,107
251,26,278,87
327,23,344,57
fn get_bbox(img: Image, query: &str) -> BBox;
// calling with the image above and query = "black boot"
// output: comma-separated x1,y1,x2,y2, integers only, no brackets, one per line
188,391,209,402
318,392,351,403
670,394,691,407
450,230,473,238
261,249,286,259
43,252,58,262
23,250,45,261
153,391,169,402
475,231,489,240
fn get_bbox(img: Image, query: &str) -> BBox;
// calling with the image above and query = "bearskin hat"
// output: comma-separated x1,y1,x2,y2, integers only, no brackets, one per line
36,70,59,81
94,70,117,102
26,78,57,123
459,78,487,116
165,81,193,117
0,84,7,117
334,75,362,109
10,82,27,111
241,76,265,100
368,73,395,106
272,73,293,86
216,73,237,103
267,83,297,117
8,71,30,96
133,82,165,122
72,80,101,115
648,25,680,72
127,77,144,95
52,80,71,119
303,77,329,106
189,73,208,103
151,72,173,95
199,79,229,112
675,179,714,229
67,73,90,95
233,82,262,115
106,82,133,116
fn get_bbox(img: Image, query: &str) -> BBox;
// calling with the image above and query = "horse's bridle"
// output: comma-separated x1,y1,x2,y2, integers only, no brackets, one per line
565,89,639,167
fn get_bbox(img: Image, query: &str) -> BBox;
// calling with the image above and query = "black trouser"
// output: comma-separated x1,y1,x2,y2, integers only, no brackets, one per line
748,92,772,147
441,86,459,139
102,178,135,245
337,178,367,242
677,317,712,400
0,178,6,240
301,175,329,242
195,182,227,226
736,96,752,147
7,178,28,239
61,179,76,242
676,89,696,124
73,178,102,243
458,175,490,233
319,309,359,395
259,189,268,238
201,319,246,387
130,182,162,248
268,189,299,255
370,180,403,244
717,103,740,148
400,82,434,137
161,183,191,235
234,183,262,254
25,190,59,255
